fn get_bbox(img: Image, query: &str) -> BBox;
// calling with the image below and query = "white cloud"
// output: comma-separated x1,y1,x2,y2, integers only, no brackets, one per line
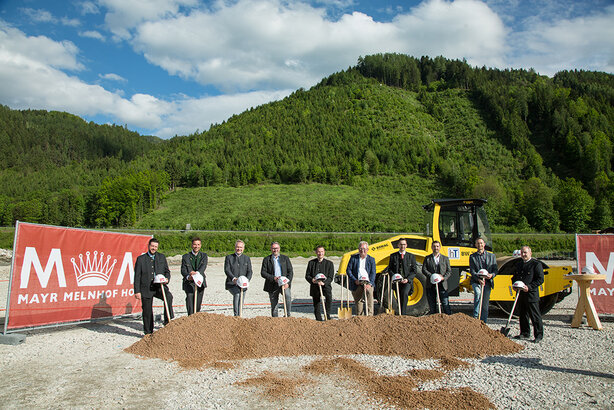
61,17,81,27
99,73,126,82
80,30,106,41
99,0,199,40
0,24,288,138
154,89,292,138
125,0,506,93
0,25,166,129
394,0,507,67
0,24,83,70
21,8,56,23
510,5,614,75
80,1,100,15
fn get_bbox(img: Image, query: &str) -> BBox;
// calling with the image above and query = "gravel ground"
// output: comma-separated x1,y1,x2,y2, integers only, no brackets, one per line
0,255,613,409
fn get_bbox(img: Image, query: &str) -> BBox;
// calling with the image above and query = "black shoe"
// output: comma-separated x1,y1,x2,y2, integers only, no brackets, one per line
533,335,543,343
513,334,530,340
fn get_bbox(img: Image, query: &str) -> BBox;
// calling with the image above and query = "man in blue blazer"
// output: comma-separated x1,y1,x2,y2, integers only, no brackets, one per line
469,237,498,322
346,241,376,316
260,241,294,317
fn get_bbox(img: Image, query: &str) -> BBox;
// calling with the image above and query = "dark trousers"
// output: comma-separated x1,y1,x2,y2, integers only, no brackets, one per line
269,287,292,317
518,294,543,338
185,283,205,316
426,285,452,315
141,285,174,335
312,286,332,321
396,281,412,315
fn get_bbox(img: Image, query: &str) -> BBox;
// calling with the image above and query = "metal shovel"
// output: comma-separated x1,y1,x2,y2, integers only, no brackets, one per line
160,282,172,324
500,291,521,336
338,275,349,319
193,282,198,315
435,281,442,314
281,285,289,317
395,280,402,315
318,282,327,321
477,283,484,320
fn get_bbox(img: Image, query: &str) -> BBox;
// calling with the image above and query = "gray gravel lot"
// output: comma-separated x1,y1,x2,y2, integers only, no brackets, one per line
0,256,613,409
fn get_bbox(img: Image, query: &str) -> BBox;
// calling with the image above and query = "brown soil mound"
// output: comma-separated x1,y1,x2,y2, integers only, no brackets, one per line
125,312,522,369
305,357,495,409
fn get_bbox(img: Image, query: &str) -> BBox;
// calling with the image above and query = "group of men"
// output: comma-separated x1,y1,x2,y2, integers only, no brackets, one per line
133,236,544,343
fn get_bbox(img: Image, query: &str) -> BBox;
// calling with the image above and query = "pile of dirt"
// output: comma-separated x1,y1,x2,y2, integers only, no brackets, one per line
304,357,495,409
125,312,522,368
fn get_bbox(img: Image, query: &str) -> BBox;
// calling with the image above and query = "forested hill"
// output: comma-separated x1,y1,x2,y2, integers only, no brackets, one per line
0,54,612,233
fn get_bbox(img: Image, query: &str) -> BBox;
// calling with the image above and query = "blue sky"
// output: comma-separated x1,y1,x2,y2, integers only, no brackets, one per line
0,0,612,138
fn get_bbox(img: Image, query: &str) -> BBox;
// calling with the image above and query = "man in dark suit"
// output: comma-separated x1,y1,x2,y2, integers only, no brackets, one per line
134,238,174,335
422,240,452,314
386,238,417,315
469,237,498,323
512,246,544,343
305,245,335,321
181,236,208,316
224,240,253,316
346,241,376,316
261,242,294,317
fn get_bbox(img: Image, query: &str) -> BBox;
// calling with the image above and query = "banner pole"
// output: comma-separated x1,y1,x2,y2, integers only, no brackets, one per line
3,221,20,335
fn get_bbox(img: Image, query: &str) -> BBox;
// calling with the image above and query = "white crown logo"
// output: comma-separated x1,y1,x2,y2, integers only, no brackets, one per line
71,251,117,286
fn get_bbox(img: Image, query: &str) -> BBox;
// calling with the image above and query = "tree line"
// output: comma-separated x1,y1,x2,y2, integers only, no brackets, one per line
0,54,611,232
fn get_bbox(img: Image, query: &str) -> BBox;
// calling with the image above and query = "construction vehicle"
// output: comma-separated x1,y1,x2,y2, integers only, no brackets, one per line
337,198,573,316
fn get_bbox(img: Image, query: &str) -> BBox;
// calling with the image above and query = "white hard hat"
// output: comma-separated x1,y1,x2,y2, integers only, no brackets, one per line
193,272,204,287
477,269,489,277
391,273,403,282
581,266,595,275
277,276,289,286
153,274,167,284
513,249,521,257
315,273,326,281
513,280,525,289
431,273,443,284
237,276,249,289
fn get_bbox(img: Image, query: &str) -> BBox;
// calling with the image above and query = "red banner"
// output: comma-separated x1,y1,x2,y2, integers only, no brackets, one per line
5,222,150,331
576,234,614,314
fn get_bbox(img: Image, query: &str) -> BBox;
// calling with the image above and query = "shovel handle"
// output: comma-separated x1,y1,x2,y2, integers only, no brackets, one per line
436,281,442,314
319,283,327,321
281,285,288,317
364,285,368,316
239,287,244,317
396,281,402,315
193,282,198,314
478,283,484,320
505,291,521,327
160,283,171,323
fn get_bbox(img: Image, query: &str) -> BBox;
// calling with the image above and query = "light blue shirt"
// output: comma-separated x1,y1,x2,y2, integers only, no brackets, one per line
274,256,282,277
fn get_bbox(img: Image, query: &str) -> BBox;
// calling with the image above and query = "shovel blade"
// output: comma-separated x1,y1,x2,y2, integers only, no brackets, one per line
500,326,510,336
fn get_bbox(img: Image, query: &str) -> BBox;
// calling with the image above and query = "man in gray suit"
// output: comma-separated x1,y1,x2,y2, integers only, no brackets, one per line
224,240,253,316
260,242,294,317
422,240,452,314
469,237,498,322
